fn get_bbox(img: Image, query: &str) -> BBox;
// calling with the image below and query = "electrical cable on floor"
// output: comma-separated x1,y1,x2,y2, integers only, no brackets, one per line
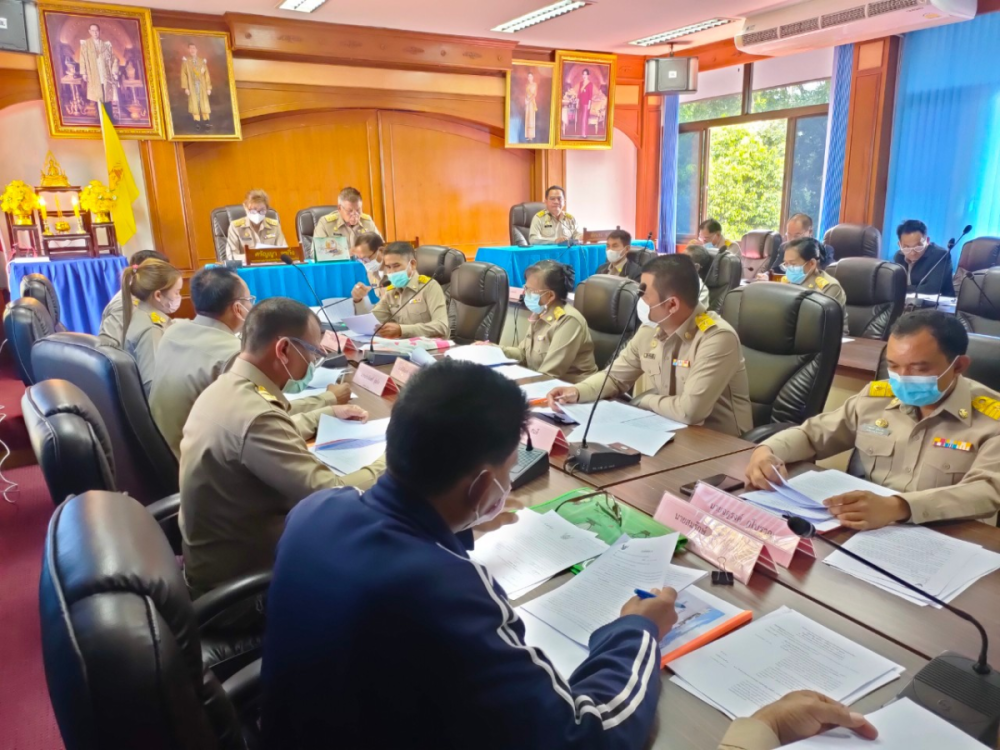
0,412,19,503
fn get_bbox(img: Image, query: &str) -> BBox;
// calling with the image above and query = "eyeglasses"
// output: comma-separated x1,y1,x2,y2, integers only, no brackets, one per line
286,337,327,365
238,295,257,307
553,493,651,538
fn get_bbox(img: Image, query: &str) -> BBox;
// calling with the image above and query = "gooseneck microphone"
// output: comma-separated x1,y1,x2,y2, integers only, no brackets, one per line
948,224,973,252
963,270,1000,317
281,253,347,368
366,275,432,366
785,514,1000,744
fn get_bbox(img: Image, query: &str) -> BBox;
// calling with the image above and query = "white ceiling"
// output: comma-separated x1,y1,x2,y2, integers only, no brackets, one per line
140,0,801,55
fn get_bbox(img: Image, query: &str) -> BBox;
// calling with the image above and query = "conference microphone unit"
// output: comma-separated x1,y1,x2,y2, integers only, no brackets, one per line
948,224,973,252
784,515,1000,745
565,282,645,474
365,276,432,366
280,253,347,368
509,429,550,491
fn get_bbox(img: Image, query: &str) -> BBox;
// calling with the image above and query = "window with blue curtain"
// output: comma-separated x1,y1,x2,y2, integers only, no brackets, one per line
884,13,1000,258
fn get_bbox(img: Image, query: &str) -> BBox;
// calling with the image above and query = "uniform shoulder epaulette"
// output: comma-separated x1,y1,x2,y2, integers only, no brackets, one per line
564,212,574,220
322,210,339,221
694,313,716,332
972,396,1000,420
553,306,565,320
256,386,278,403
149,311,167,325
418,274,431,284
361,212,372,220
232,217,247,227
815,276,829,289
868,380,894,398
265,217,278,226
536,210,547,217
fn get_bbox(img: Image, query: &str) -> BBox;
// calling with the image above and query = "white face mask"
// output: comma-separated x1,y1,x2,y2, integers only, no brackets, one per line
636,297,672,328
606,247,625,264
363,257,381,274
462,470,510,530
247,211,265,225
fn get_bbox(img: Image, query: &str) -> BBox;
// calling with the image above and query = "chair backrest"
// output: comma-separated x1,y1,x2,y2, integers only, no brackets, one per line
582,227,618,244
721,282,843,428
210,205,279,261
626,247,657,268
31,333,178,505
416,245,466,297
509,202,545,246
40,491,245,750
740,230,781,279
705,252,743,312
953,238,1000,296
573,275,640,369
956,269,1000,337
20,273,66,331
3,297,55,385
447,261,509,344
823,223,881,259
876,333,1000,393
829,257,906,340
295,205,337,257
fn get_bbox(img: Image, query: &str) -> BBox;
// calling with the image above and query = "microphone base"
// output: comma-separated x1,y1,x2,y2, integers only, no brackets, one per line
897,651,1000,745
364,350,405,366
569,442,641,474
321,354,348,369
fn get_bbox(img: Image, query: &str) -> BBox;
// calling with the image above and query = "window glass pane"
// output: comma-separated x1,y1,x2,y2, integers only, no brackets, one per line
751,80,830,114
706,119,787,241
676,131,700,237
751,48,832,114
787,114,829,224
679,64,745,123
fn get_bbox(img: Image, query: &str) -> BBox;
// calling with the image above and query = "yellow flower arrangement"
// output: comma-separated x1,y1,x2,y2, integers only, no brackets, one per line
1,180,40,225
79,180,116,223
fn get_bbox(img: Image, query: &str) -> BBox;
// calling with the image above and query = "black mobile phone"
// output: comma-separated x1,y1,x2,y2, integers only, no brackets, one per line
679,473,745,497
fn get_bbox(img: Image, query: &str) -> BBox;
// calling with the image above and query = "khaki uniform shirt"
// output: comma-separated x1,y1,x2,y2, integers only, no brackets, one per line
528,210,583,245
371,273,450,339
179,358,385,593
224,217,287,261
717,719,781,750
149,315,241,458
762,376,1000,524
124,300,171,397
313,211,381,250
786,269,849,335
502,305,597,384
98,290,127,348
575,306,753,437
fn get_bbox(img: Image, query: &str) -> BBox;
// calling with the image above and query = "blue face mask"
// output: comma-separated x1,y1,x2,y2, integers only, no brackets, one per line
281,341,316,394
702,242,716,250
524,292,546,315
888,359,956,407
388,269,411,289
784,265,807,285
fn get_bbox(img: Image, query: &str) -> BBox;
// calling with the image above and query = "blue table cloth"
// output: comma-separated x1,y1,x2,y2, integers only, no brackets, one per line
9,255,128,335
236,260,369,306
475,240,656,287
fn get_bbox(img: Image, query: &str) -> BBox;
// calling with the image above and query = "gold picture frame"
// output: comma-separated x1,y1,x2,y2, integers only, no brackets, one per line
505,60,556,149
554,50,617,150
153,27,242,142
37,0,164,139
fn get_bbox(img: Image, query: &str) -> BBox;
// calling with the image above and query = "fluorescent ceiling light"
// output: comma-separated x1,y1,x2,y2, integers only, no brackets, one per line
278,0,327,12
492,0,590,33
629,18,733,47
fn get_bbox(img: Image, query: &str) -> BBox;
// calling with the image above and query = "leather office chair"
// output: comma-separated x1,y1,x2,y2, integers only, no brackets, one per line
31,333,178,505
574,275,640,369
823,223,881,260
40,491,268,750
705,251,742,313
876,333,1000,392
416,245,466,299
829,257,906,340
509,201,545,246
953,238,1000,296
296,205,337,257
20,273,67,332
721,282,843,443
448,261,508,344
3,297,55,385
626,247,657,269
740,230,782,279
956,269,1000,337
210,204,280,261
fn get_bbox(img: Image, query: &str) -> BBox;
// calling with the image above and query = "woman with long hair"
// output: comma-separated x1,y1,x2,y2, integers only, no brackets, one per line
120,258,183,395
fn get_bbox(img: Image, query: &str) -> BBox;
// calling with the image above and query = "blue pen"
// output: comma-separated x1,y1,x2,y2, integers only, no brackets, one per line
634,588,685,608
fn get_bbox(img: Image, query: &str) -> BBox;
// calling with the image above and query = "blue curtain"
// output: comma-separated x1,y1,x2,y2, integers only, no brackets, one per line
884,13,1000,259
817,44,853,237
658,94,680,254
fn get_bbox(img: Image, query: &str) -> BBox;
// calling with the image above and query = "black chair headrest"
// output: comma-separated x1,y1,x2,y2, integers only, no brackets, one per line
575,275,640,335
740,230,776,260
958,237,1000,273
831,257,900,305
723,281,837,354
416,246,466,285
957,269,1000,320
449,261,506,305
20,273,61,323
823,223,881,259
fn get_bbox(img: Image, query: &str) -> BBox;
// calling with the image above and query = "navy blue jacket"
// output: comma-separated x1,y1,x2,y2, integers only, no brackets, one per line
261,474,662,749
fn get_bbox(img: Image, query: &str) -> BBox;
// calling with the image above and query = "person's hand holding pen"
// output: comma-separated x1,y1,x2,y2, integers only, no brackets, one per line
546,385,580,410
620,587,678,640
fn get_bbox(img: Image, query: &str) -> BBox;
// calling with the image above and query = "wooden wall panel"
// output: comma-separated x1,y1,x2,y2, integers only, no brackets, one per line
379,112,531,256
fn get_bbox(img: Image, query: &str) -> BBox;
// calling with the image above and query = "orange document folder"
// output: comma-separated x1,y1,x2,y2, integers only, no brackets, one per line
657,588,754,667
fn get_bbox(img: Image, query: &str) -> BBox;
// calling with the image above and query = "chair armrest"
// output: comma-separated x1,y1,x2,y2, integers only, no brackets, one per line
741,422,797,444
146,493,181,553
221,658,262,715
193,571,273,628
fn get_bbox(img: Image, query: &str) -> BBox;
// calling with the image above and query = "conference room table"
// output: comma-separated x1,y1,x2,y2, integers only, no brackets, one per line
475,239,655,288
234,258,369,307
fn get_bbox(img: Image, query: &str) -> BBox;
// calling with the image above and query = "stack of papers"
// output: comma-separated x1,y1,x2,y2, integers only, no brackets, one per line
342,312,380,336
495,365,541,381
310,415,388,475
310,297,356,322
521,379,569,402
556,401,687,457
285,367,356,402
670,607,904,719
445,345,517,367
825,525,1000,607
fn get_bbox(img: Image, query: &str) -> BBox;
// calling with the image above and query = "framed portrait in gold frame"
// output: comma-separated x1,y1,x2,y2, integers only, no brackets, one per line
554,50,617,150
36,0,164,139
505,60,556,149
153,28,242,142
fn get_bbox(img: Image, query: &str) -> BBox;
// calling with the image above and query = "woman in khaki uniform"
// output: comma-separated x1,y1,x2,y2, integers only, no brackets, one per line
499,261,598,384
120,259,183,397
781,237,849,335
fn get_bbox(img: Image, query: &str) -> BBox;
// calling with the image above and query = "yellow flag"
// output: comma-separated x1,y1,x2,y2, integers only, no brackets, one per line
99,103,138,246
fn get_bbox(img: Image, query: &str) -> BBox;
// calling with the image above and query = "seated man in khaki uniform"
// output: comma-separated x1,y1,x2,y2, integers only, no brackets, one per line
224,188,287,261
528,185,583,245
370,242,450,339
313,186,382,252
746,310,1000,530
179,297,385,611
594,229,642,282
547,254,753,437
349,232,386,314
698,218,739,257
98,249,169,348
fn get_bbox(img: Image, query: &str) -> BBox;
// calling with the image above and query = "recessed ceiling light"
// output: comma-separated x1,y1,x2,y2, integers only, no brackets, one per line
629,18,733,47
492,0,590,33
277,0,327,13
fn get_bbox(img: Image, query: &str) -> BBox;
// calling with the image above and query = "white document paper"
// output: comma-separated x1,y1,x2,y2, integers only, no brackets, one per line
343,313,380,336
567,422,674,457
314,297,356,322
842,337,855,343
517,608,589,679
311,415,388,475
308,367,346,389
445,345,517,367
286,387,356,403
495,365,541,381
521,379,570,402
469,511,608,595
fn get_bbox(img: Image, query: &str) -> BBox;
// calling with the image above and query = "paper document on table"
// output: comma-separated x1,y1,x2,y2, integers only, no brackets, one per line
522,533,680,646
566,422,673,456
670,607,904,719
517,608,589,679
521,379,570,402
308,367,346,389
315,297,356,321
310,415,388,475
343,313,380,336
743,470,896,528
557,400,686,431
445,345,518,366
469,511,608,595
286,387,356,403
785,698,988,749
658,587,751,664
495,365,541,381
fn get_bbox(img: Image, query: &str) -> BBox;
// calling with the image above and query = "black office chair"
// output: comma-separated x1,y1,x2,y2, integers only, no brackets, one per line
740,230,781,279
721,282,843,443
955,269,1000,337
3,297,55,386
952,237,1000,296
295,205,338,257
829,257,906,340
574,275,640,369
509,202,545,246
823,223,881,260
705,252,742,312
210,204,280,261
416,245,466,299
448,261,508,344
626,247,657,268
40,491,268,750
20,273,67,332
31,333,178,505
